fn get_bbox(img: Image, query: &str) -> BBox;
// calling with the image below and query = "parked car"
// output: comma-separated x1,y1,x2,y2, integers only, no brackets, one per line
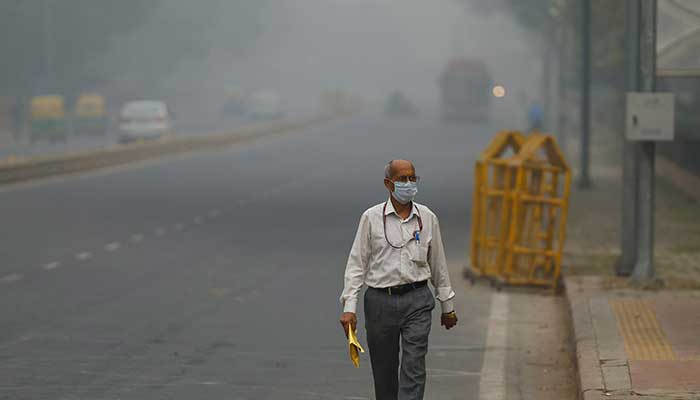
118,100,172,143
384,91,418,116
248,90,284,120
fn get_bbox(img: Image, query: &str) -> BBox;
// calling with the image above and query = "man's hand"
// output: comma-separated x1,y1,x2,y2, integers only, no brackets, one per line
441,311,458,330
339,312,357,337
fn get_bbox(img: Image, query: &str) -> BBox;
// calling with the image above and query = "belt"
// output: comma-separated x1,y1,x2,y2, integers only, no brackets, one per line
370,280,427,296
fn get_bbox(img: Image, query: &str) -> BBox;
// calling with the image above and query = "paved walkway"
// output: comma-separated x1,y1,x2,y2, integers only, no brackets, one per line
566,276,700,399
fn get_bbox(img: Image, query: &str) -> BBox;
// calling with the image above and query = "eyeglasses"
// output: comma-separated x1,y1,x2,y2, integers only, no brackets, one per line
392,175,420,183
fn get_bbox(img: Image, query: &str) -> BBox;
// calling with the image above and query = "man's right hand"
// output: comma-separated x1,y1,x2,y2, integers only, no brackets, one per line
339,312,357,337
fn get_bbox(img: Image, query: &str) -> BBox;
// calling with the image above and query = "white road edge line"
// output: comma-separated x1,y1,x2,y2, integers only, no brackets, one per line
479,292,509,400
75,252,93,261
104,242,121,252
0,273,23,283
43,262,61,271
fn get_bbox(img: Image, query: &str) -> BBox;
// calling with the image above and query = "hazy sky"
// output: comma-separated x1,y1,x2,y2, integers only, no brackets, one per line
101,0,542,119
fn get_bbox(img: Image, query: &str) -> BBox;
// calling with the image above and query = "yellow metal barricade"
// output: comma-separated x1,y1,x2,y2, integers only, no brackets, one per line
502,134,571,289
467,131,525,283
468,132,571,290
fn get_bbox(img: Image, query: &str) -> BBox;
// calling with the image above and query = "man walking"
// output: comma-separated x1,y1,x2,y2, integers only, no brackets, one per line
339,159,458,400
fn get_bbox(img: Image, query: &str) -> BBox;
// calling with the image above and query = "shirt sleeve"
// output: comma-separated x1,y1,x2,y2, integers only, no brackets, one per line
339,212,371,314
428,216,456,314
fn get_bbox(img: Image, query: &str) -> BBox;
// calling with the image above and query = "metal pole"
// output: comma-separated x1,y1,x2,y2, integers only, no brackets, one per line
543,43,552,132
578,0,592,189
547,44,560,136
43,0,53,87
632,0,657,280
558,26,570,158
617,0,641,276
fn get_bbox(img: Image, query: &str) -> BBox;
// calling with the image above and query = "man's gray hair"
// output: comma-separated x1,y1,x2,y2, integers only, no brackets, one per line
384,160,394,179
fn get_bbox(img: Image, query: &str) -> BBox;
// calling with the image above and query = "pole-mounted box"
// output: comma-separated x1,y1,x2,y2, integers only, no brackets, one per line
626,92,675,141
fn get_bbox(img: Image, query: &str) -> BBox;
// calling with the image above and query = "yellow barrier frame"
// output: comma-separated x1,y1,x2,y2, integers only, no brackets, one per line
502,133,571,289
468,131,525,282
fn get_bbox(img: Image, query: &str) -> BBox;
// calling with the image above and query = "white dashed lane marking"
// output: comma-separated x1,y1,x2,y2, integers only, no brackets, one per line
75,252,93,261
27,204,246,280
104,242,121,252
0,273,23,283
43,262,61,271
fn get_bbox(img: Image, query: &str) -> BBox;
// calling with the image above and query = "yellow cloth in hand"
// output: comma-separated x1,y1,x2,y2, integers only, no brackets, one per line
347,326,365,368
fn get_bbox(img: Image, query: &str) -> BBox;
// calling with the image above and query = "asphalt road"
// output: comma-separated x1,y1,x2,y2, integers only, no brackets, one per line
0,112,527,399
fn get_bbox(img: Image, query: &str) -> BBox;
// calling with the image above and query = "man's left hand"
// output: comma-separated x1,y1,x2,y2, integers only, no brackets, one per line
441,311,458,330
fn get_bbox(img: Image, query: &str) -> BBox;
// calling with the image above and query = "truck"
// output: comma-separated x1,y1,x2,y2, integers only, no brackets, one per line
439,58,492,121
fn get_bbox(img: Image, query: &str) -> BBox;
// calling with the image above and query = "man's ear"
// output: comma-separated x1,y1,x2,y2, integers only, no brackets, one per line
384,178,394,192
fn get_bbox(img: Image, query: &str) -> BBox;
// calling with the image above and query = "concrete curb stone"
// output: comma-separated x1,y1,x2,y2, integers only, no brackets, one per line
565,276,611,400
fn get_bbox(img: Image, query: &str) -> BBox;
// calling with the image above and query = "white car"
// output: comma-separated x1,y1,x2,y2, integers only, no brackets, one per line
118,100,172,142
248,90,285,119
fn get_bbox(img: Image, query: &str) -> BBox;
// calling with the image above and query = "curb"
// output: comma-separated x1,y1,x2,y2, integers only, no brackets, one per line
565,276,606,400
0,114,336,185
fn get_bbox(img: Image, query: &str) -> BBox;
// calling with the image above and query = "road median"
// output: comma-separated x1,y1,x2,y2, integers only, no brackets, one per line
0,114,335,185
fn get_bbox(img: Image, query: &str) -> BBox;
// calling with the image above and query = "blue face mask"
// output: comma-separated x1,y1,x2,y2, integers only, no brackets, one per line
391,181,418,204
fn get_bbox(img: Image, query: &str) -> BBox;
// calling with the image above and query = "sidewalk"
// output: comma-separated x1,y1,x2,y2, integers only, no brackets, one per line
566,276,700,399
563,159,700,399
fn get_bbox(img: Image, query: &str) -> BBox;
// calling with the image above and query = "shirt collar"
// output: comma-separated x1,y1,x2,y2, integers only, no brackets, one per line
384,198,418,219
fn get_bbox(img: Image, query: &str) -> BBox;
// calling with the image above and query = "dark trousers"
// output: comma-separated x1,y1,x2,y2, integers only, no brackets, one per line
364,285,435,400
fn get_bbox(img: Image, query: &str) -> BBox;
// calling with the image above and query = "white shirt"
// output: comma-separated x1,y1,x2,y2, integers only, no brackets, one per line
340,199,456,314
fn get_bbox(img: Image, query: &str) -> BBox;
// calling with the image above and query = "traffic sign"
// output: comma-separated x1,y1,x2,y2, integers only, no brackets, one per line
626,92,675,141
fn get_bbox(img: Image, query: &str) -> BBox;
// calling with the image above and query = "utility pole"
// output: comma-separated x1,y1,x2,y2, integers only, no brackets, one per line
43,0,53,89
549,38,561,138
632,0,657,280
617,0,641,276
558,25,571,158
578,0,592,189
543,42,552,131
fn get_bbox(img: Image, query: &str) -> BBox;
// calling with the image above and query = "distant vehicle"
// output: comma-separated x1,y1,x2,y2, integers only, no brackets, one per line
29,95,67,143
248,90,284,119
74,93,108,135
222,87,245,115
439,57,492,121
118,100,172,143
384,91,418,116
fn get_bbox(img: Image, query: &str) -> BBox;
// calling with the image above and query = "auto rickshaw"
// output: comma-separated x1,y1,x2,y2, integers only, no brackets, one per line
74,93,108,135
222,87,245,115
30,95,67,143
